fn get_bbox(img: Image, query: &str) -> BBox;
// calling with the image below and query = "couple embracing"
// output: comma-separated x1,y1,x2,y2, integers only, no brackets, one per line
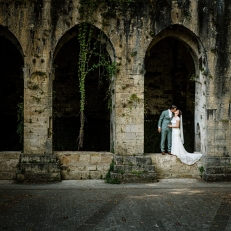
158,105,202,165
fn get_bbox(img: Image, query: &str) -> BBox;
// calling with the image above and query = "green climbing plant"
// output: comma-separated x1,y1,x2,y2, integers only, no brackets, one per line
77,23,117,150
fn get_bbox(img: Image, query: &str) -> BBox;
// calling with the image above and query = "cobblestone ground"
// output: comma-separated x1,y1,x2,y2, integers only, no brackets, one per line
0,180,231,231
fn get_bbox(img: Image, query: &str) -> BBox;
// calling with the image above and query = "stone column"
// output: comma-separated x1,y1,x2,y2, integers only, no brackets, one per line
109,27,156,182
115,71,144,156
23,61,52,155
17,0,60,182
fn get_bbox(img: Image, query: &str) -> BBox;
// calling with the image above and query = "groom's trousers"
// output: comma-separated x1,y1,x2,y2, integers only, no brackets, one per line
160,128,172,152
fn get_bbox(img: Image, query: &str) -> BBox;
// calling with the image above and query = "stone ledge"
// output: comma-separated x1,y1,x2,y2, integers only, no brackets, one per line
21,154,57,162
0,152,21,159
147,153,203,179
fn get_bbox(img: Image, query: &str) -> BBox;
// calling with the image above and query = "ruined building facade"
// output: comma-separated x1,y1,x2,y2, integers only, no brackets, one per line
0,0,230,182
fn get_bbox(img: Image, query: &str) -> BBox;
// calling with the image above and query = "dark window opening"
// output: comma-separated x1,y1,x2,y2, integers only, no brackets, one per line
53,29,111,151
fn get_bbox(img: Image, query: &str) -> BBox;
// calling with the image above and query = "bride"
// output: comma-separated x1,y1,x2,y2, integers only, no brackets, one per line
168,110,202,165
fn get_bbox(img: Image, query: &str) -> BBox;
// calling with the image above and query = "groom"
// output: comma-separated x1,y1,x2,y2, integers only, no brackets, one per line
158,105,177,155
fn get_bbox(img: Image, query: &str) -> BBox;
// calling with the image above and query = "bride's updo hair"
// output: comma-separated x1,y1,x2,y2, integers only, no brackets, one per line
178,110,182,117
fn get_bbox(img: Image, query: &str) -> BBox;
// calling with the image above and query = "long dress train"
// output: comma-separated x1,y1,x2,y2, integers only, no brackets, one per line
171,117,202,165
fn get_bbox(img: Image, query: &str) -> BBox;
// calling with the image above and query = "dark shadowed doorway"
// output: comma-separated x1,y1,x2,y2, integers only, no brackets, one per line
0,34,24,151
144,37,195,153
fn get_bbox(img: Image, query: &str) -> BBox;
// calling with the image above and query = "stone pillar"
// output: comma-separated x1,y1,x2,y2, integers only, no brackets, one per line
23,62,52,155
115,71,144,156
109,39,156,182
17,0,60,182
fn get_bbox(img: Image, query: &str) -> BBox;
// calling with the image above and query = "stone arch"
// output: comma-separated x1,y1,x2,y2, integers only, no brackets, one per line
146,25,208,75
0,26,24,58
53,23,116,63
0,26,24,151
144,24,207,154
52,23,116,151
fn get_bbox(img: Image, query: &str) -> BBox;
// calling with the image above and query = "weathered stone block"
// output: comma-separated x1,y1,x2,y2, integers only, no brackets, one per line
88,165,97,171
79,154,91,164
100,154,113,164
114,155,123,164
114,165,124,172
90,154,101,164
123,156,136,165
136,156,147,165
59,155,71,166
124,165,133,172
71,154,80,163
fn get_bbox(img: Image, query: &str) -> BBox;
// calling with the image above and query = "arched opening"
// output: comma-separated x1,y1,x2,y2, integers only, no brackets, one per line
144,36,196,153
0,28,24,151
53,24,114,151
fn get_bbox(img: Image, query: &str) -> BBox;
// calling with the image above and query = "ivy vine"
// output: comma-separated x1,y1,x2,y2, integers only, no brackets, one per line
77,23,117,150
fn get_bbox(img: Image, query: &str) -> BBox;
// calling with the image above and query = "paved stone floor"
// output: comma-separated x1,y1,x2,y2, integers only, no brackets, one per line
0,179,231,231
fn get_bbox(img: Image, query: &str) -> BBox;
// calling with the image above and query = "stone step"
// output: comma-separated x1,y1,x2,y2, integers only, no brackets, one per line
0,172,16,180
22,172,61,182
205,167,231,174
20,163,60,173
114,164,155,173
20,154,58,163
110,155,157,183
110,172,156,183
114,155,152,166
203,173,231,182
17,154,61,183
206,157,230,167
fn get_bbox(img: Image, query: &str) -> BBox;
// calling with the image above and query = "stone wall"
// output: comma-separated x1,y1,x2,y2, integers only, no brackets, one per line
56,151,113,179
0,0,231,181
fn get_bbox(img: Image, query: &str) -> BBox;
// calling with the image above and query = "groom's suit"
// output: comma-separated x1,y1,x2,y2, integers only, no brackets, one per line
158,109,174,152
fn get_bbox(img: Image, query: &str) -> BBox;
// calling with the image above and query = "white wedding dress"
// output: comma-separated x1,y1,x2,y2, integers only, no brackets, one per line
171,117,202,165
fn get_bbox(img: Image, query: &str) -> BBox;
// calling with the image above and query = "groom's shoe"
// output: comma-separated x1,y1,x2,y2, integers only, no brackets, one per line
162,152,166,155
168,152,172,155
